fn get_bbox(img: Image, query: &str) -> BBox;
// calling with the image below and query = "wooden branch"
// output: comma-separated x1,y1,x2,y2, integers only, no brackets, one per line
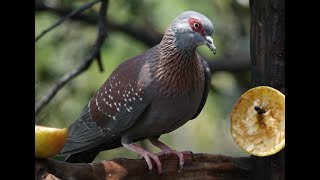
35,0,109,116
35,0,101,42
36,153,251,180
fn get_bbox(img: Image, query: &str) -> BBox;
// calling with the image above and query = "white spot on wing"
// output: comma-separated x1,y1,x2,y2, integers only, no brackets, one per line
112,116,116,120
116,107,120,112
126,108,131,112
96,99,102,112
139,98,143,101
133,97,136,101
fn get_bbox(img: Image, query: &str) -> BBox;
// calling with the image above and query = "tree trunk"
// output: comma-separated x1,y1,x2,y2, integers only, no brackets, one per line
249,0,285,179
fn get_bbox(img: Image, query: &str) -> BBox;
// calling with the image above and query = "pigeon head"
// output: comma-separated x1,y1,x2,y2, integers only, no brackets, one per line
165,11,216,54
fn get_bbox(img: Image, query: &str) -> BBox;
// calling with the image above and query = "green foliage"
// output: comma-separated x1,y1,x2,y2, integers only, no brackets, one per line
35,0,251,161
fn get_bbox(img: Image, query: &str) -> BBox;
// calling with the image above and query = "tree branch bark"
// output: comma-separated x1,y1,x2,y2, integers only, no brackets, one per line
36,153,251,180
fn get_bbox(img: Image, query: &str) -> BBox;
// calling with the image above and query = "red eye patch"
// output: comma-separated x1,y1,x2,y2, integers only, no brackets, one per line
187,18,204,36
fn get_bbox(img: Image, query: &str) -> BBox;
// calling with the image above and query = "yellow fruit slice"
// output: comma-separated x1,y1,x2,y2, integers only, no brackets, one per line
35,125,67,158
230,86,285,156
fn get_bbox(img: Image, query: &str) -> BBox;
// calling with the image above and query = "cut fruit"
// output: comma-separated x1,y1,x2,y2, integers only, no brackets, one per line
35,125,67,158
230,86,285,156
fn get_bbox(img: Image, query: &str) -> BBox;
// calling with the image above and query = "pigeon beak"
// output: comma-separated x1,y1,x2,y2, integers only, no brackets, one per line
205,36,216,55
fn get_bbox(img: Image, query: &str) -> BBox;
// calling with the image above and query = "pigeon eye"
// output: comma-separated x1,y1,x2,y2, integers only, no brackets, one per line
193,22,200,29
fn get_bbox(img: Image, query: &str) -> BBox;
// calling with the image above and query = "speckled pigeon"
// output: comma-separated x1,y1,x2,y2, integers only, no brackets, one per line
60,11,216,174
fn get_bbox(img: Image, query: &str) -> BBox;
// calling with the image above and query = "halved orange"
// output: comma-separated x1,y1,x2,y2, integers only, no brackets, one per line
230,86,285,156
35,125,67,158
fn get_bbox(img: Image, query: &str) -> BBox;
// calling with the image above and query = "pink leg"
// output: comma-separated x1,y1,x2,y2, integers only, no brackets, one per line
122,143,163,174
149,138,189,171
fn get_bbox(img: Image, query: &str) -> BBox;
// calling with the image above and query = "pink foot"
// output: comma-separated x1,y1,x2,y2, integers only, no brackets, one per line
155,149,185,171
140,151,163,174
149,138,191,172
123,143,163,174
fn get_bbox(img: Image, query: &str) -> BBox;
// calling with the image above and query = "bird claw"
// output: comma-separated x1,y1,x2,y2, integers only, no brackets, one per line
178,162,184,173
155,149,186,172
141,149,186,173
123,143,163,174
141,152,163,174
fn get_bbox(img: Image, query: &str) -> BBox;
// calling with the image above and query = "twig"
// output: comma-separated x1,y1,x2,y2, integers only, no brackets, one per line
35,0,109,116
35,2,162,47
35,0,100,42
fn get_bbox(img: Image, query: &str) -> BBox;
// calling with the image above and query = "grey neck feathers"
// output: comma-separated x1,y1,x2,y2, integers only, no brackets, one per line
163,26,198,53
150,29,204,97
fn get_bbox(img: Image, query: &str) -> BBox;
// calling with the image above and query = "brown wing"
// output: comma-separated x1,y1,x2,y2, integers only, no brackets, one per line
60,46,159,155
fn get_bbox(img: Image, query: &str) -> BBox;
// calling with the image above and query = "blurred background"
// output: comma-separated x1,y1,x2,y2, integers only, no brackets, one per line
35,0,251,162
